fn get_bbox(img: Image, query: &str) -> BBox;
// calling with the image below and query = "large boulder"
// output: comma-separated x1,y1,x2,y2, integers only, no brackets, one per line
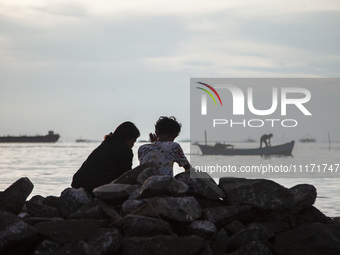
219,178,294,210
0,177,34,214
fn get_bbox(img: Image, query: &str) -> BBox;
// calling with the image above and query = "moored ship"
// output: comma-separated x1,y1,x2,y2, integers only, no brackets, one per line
0,131,60,143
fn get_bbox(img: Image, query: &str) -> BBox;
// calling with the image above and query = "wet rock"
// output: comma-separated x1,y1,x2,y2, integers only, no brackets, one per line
93,183,138,202
33,239,62,255
55,241,98,255
186,220,217,239
219,178,294,210
113,162,156,185
0,177,34,214
25,201,60,218
124,196,202,222
175,170,225,199
136,167,160,184
228,241,273,255
34,219,111,244
0,210,40,254
122,235,204,255
136,176,188,199
123,214,173,237
273,223,340,255
88,228,123,255
59,188,92,218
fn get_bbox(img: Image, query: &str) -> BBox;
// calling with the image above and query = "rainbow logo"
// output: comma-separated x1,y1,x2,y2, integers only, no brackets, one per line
196,82,223,106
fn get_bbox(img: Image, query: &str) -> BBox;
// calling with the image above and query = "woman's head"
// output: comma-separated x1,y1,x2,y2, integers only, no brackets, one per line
155,116,181,138
105,121,140,148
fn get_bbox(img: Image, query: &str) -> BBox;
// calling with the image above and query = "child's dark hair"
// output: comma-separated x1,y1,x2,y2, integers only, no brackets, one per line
155,116,181,136
105,121,140,141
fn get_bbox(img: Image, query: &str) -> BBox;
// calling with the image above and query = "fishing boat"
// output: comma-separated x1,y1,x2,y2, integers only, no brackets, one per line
197,140,295,156
0,131,60,143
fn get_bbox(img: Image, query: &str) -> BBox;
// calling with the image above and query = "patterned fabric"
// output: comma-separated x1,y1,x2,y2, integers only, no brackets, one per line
138,141,189,176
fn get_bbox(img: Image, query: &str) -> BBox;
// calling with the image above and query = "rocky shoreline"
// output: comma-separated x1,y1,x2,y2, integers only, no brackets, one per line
1,162,340,255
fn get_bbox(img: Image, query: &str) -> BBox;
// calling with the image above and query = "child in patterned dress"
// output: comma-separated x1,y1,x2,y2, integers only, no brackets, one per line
138,116,190,176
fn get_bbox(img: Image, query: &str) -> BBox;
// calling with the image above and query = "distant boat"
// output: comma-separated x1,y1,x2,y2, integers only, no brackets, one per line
197,141,295,156
0,131,60,143
300,138,316,143
75,139,97,143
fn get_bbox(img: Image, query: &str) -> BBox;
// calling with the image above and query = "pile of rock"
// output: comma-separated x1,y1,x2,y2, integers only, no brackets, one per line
1,162,340,255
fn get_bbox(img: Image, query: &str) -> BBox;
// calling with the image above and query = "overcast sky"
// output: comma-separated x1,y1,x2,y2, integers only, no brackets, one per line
1,0,339,141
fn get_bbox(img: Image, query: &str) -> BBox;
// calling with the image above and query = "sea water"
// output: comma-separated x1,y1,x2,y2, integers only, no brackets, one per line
0,142,339,217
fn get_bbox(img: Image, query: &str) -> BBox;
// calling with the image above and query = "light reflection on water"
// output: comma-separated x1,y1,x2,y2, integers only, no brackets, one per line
0,142,339,217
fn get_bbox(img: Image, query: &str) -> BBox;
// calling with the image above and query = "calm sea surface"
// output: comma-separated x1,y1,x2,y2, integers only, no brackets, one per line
0,142,339,217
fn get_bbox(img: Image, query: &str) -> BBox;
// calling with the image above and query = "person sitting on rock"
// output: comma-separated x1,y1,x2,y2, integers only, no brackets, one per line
71,121,140,194
138,116,190,177
260,133,273,148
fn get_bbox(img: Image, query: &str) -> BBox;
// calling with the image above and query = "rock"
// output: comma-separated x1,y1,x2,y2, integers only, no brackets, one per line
88,228,123,255
123,214,173,237
113,162,156,184
34,219,111,244
175,170,225,199
247,221,289,239
202,205,253,227
121,199,148,215
0,177,34,214
122,235,204,255
33,239,62,255
59,188,92,218
43,195,61,209
55,241,99,255
136,176,188,199
226,229,271,253
67,200,110,220
186,220,217,239
219,178,294,210
93,183,138,201
123,196,202,222
211,228,228,255
0,210,40,254
228,241,273,255
287,206,330,228
290,184,317,210
224,220,246,236
136,168,160,184
25,201,61,218
29,195,45,204
273,223,340,255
